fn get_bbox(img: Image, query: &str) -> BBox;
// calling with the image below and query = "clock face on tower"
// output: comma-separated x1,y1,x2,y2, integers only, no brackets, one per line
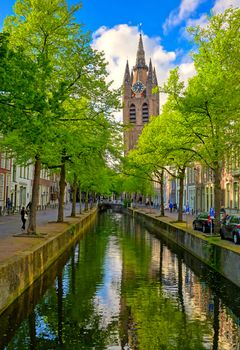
132,80,145,94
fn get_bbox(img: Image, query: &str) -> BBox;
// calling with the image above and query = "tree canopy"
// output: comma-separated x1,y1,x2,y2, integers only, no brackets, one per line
0,0,121,233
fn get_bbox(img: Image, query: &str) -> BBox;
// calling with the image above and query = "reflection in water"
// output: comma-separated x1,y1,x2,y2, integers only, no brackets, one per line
1,212,240,349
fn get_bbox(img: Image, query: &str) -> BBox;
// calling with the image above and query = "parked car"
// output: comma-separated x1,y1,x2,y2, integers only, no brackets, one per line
220,215,240,244
192,212,214,233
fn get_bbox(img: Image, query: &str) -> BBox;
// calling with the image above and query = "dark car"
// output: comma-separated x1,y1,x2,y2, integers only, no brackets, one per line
192,212,214,233
220,215,240,244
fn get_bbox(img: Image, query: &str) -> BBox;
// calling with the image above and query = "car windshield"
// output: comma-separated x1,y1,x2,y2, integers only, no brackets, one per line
230,216,240,223
199,213,208,219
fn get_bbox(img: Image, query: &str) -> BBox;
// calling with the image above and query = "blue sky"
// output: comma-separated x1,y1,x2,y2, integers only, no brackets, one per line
0,0,215,53
1,0,239,109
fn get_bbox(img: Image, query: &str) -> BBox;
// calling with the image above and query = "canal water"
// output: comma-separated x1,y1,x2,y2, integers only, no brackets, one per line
1,211,240,349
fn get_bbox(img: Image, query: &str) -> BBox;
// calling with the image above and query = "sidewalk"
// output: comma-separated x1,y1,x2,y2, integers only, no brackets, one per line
0,204,85,264
0,205,97,315
134,206,194,227
0,204,73,238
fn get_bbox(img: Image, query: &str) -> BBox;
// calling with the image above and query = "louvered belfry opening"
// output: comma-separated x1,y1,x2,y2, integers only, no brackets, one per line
142,103,149,123
129,104,136,123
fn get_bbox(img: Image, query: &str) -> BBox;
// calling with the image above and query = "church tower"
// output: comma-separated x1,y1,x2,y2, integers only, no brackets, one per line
123,34,159,154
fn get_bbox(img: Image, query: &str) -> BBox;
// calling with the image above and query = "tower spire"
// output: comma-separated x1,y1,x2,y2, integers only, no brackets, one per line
147,58,153,83
123,60,130,83
134,34,147,70
153,67,158,86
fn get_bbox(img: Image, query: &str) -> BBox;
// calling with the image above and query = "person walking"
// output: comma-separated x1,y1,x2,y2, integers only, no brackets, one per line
20,206,28,232
6,197,12,214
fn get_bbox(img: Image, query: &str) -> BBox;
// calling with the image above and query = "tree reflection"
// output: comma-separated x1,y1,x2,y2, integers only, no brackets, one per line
28,311,36,350
212,294,220,350
2,213,240,349
119,219,209,349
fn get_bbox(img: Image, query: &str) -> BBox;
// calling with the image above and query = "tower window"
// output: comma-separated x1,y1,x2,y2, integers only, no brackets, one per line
142,103,149,123
129,104,136,123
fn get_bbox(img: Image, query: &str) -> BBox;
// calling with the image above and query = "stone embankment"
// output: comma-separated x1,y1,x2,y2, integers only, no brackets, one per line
130,208,240,288
0,208,97,314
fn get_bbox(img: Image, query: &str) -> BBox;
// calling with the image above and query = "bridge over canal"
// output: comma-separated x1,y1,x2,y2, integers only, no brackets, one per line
98,201,124,212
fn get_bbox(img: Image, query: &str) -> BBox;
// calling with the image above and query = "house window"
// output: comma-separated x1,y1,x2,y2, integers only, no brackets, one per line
129,104,136,123
226,183,230,208
5,158,10,170
206,187,209,211
12,164,17,182
233,182,239,209
0,154,5,169
142,103,149,123
0,174,4,201
210,187,213,208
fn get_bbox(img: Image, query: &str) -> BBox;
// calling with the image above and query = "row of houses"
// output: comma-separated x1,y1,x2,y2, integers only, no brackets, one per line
0,153,67,214
153,163,240,214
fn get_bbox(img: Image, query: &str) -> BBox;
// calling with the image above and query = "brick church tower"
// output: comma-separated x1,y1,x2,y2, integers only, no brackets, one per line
123,34,159,154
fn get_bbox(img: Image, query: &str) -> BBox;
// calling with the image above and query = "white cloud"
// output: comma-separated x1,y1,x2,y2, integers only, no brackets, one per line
213,0,240,13
92,25,177,88
180,13,209,40
179,61,196,84
181,0,240,41
186,13,209,29
92,24,176,91
163,0,204,33
159,59,196,110
185,0,240,29
91,24,197,118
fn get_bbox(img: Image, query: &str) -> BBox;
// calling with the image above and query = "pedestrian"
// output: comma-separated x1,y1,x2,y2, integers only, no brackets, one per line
169,202,173,213
21,206,28,232
6,198,12,214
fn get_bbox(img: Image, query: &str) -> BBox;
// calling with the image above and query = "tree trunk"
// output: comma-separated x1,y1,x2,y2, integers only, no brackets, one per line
214,163,222,233
79,183,82,214
84,190,89,211
57,272,63,345
71,174,77,217
57,162,66,222
178,169,185,222
27,157,41,235
160,169,165,216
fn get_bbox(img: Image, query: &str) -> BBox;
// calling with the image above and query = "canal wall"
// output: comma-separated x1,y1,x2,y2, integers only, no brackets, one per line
0,209,97,315
130,209,240,288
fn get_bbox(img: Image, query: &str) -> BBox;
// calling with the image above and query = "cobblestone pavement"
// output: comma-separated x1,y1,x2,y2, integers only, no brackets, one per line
134,206,195,226
0,204,93,264
0,204,74,239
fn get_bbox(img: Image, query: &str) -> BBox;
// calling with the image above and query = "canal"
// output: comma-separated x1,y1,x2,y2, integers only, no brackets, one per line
1,211,240,349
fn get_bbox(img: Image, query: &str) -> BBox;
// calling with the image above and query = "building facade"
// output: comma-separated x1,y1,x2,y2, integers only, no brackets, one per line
0,153,11,213
162,161,240,215
122,34,159,153
0,154,61,214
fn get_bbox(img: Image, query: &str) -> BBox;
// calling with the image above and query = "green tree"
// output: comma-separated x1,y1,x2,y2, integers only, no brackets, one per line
125,95,197,221
166,9,240,230
0,0,120,232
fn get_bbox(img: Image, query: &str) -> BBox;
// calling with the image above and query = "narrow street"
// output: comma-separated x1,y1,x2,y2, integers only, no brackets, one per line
0,204,73,239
